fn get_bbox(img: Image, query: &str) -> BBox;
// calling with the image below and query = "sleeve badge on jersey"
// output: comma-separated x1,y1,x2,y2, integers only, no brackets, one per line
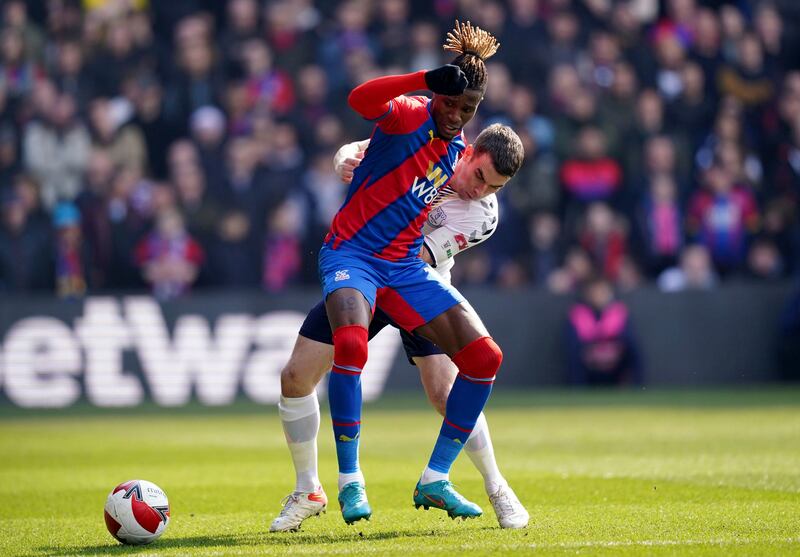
454,234,468,250
428,207,447,227
334,270,350,282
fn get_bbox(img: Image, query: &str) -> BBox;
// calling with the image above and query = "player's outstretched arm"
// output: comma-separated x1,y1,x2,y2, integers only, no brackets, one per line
347,65,467,120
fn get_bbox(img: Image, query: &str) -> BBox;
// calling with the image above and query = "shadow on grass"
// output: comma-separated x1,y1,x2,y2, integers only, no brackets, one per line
37,525,494,555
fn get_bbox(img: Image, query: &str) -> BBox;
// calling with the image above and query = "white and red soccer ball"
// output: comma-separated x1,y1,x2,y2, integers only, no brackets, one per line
104,480,170,545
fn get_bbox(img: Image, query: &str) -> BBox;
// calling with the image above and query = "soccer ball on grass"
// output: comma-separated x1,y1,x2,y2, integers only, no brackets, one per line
104,479,170,544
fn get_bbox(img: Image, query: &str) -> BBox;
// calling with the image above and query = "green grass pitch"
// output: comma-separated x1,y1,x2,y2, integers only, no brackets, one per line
1,389,799,556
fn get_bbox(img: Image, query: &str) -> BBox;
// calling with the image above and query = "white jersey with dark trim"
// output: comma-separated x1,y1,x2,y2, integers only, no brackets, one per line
422,193,499,284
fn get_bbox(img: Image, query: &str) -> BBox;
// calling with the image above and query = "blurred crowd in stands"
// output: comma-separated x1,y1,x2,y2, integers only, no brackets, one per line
0,0,799,300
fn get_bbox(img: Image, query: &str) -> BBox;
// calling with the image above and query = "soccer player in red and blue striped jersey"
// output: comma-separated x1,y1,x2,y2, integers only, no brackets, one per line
319,21,525,524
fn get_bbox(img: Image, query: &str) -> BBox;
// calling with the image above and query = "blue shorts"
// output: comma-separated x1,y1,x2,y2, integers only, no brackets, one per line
318,243,464,332
298,301,445,365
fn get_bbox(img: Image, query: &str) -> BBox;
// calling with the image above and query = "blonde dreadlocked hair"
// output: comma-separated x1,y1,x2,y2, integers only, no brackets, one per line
443,20,500,92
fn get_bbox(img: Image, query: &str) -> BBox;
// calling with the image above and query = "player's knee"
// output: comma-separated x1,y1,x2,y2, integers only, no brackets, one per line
429,387,449,416
452,336,503,380
332,325,369,370
280,362,315,397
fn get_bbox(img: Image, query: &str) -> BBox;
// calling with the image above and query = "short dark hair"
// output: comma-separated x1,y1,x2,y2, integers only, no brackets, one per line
473,123,524,178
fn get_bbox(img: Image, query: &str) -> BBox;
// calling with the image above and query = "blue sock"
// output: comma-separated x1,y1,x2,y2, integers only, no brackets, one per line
328,368,362,475
428,375,493,473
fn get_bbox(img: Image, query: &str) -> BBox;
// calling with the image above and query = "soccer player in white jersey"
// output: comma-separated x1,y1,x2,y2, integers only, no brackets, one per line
270,140,528,532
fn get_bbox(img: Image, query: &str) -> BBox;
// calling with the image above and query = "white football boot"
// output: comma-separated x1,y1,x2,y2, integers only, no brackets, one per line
488,483,529,529
269,488,328,532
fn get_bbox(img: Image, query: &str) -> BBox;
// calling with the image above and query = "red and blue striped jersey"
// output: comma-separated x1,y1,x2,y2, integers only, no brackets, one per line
327,95,466,261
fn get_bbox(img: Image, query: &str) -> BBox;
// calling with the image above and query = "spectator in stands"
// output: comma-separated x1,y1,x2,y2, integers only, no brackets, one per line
578,201,628,282
134,206,204,300
87,15,148,97
652,31,688,103
597,61,638,157
545,9,582,70
482,62,514,122
12,173,45,222
292,64,333,150
624,89,674,180
258,121,303,210
0,122,20,185
207,208,261,287
262,197,303,292
560,126,622,214
50,36,94,111
718,32,774,114
747,238,785,281
164,14,223,129
220,136,271,232
23,89,90,209
263,0,317,71
0,188,52,291
760,198,800,275
241,38,294,116
172,155,220,246
189,105,227,189
527,211,562,287
636,173,683,276
754,2,792,76
658,244,718,292
52,201,87,298
719,4,747,62
632,134,685,206
76,149,146,290
581,30,622,93
667,62,714,155
687,163,759,275
87,96,147,174
548,246,594,294
0,26,41,103
553,86,600,160
220,0,261,66
565,275,642,386
2,0,44,64
129,73,178,180
769,116,800,202
689,8,723,100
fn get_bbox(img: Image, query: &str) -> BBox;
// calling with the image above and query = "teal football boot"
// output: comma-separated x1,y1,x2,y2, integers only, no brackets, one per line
413,480,483,520
338,482,371,524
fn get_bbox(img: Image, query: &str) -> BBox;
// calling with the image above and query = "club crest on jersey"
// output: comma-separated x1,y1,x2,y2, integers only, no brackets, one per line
334,269,350,282
427,207,447,227
411,160,449,205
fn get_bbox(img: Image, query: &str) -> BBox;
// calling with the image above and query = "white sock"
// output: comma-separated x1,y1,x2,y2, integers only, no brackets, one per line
278,393,321,493
338,470,365,491
464,412,505,493
420,466,449,485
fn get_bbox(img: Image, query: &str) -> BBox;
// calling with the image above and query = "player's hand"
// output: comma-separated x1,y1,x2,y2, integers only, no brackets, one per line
338,151,365,184
424,64,468,96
